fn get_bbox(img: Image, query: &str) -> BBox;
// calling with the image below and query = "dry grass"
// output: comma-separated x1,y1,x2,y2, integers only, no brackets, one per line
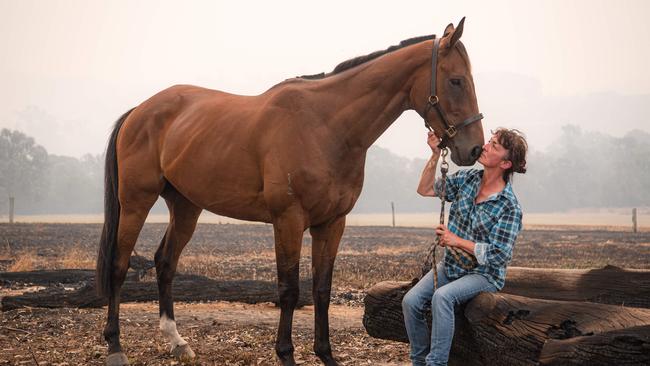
4,245,95,272
338,245,421,257
2,223,649,287
57,245,96,269
7,250,38,272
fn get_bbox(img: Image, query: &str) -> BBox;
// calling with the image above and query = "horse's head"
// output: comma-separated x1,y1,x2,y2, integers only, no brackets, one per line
409,18,484,166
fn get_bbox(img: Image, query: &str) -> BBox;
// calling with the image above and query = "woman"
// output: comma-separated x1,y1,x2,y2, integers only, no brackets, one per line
402,128,528,366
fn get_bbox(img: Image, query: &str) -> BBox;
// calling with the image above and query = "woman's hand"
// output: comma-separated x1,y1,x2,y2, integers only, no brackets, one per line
427,131,442,158
435,224,460,247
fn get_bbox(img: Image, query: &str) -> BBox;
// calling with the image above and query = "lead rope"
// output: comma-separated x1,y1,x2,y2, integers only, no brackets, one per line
420,148,478,289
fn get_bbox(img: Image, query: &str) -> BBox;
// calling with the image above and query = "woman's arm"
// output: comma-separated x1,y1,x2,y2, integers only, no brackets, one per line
417,155,439,196
417,132,442,197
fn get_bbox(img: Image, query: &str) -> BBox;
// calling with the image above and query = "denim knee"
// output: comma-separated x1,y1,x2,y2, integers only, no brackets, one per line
431,286,456,308
402,289,420,313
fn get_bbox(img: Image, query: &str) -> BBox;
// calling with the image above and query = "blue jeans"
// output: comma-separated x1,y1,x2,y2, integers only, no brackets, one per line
402,263,497,366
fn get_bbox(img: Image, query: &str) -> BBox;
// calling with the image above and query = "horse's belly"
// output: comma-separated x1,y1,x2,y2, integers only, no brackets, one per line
163,169,271,223
202,194,272,223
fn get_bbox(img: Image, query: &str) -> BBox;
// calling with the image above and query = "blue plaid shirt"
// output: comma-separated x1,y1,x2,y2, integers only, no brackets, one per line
434,168,522,290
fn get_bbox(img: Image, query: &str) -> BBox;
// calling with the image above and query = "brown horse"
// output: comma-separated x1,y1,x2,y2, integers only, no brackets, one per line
96,19,484,366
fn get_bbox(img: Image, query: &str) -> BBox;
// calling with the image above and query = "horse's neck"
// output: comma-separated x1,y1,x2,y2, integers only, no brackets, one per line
315,45,426,151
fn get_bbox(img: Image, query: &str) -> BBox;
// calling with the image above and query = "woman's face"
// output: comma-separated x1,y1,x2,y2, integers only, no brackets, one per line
478,135,511,170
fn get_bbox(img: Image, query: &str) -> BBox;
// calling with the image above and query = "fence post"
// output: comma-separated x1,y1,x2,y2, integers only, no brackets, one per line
9,196,14,224
632,208,637,233
391,202,395,227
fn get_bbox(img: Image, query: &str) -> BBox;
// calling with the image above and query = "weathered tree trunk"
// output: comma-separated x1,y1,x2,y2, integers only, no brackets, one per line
450,293,650,366
363,280,414,342
501,265,650,308
0,269,95,285
363,266,650,365
538,325,650,366
364,266,650,341
1,273,313,311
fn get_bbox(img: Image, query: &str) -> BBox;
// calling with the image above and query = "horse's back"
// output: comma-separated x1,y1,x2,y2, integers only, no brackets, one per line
116,84,275,220
115,81,356,224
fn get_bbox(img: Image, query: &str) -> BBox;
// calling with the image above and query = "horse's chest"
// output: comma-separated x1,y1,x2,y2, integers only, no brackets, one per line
308,176,363,219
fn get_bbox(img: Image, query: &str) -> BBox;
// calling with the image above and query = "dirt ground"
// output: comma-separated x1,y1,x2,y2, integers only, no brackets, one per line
1,223,649,365
1,302,407,366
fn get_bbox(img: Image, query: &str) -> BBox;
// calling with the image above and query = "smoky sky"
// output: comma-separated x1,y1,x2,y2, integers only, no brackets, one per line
1,0,649,159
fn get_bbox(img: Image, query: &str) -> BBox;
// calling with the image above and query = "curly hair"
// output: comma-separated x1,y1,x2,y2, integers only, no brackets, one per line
493,128,528,182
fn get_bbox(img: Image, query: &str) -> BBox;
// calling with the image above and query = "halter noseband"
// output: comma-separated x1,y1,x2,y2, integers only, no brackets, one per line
423,37,484,149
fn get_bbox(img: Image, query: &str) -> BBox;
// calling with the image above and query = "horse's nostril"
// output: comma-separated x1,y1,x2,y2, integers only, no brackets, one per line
471,146,481,160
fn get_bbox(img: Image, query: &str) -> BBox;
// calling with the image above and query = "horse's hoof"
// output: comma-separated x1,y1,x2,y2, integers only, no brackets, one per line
321,357,339,366
278,354,296,366
106,352,129,366
171,344,196,362
316,352,338,366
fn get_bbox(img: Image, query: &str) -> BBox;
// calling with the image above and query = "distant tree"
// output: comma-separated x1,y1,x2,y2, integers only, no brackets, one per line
0,129,49,213
40,154,103,214
80,153,104,184
612,130,650,206
516,125,650,212
354,146,441,214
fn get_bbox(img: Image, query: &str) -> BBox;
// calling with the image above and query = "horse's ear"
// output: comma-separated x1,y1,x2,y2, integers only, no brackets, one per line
449,17,465,47
443,23,455,37
448,17,465,48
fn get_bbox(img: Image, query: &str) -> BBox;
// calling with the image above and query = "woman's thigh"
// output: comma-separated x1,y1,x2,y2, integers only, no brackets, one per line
405,264,448,305
435,273,496,305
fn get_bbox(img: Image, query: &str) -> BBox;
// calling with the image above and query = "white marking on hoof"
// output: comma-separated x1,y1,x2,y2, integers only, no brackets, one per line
160,314,189,352
106,352,129,366
171,343,196,361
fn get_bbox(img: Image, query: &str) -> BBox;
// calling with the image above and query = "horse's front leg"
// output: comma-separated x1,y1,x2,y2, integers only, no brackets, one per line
309,216,345,366
272,204,306,366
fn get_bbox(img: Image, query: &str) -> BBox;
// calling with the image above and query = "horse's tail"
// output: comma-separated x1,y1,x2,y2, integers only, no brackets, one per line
96,108,134,298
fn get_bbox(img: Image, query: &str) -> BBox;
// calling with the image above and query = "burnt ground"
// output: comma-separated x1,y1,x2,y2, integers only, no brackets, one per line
1,223,649,365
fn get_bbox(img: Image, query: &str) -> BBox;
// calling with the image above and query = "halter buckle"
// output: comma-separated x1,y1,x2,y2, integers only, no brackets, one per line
428,95,439,105
445,125,457,138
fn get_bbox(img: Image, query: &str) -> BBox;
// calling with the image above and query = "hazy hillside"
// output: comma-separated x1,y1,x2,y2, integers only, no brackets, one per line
1,125,649,215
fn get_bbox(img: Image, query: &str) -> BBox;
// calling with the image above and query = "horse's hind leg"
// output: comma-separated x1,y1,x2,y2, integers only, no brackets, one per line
155,184,202,361
104,191,159,365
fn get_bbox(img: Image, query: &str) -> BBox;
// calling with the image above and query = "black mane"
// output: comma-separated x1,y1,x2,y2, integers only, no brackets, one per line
299,34,436,80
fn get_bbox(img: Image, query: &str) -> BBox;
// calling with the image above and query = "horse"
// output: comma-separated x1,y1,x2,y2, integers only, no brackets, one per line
96,18,484,366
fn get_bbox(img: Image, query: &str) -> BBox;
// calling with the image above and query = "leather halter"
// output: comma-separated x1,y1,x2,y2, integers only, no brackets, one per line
423,37,484,148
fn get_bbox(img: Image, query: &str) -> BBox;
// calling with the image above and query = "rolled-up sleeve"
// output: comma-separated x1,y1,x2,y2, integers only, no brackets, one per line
474,206,522,267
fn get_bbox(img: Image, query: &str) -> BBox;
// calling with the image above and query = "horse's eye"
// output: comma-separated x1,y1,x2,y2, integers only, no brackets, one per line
450,78,462,87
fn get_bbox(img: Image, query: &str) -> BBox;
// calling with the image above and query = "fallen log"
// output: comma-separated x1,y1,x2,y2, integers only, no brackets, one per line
363,266,650,343
502,265,650,308
454,293,650,366
0,255,158,286
363,280,414,342
363,266,650,365
538,325,650,366
1,273,313,311
0,269,95,286
365,289,650,365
